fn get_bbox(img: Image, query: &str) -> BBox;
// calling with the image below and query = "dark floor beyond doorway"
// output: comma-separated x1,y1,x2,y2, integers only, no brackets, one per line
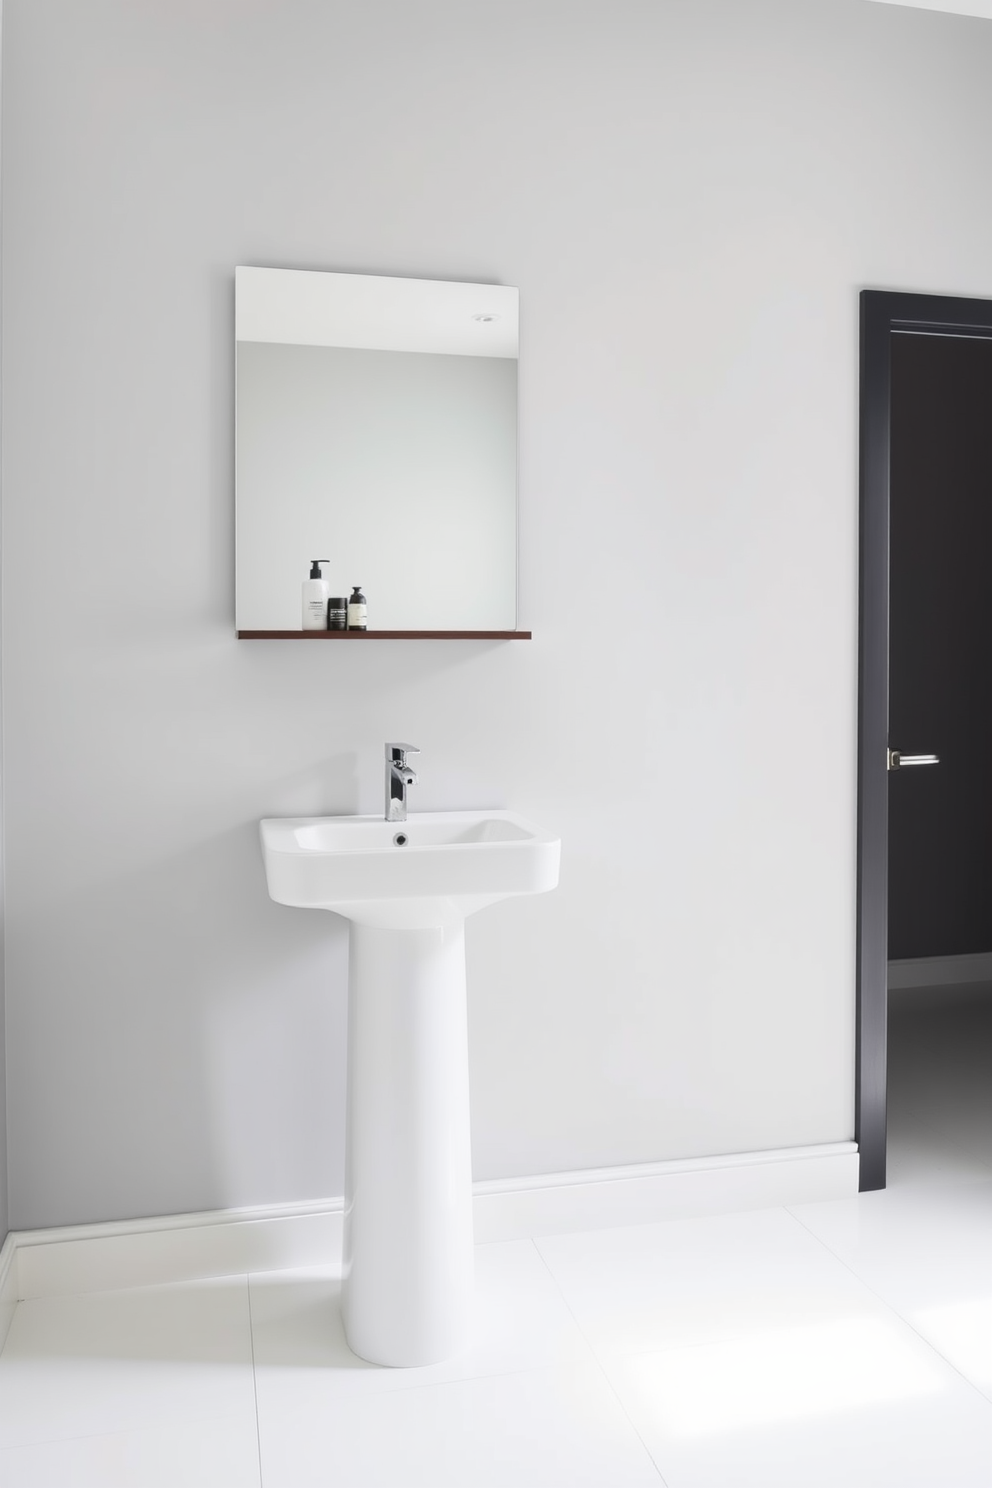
887,984,992,1186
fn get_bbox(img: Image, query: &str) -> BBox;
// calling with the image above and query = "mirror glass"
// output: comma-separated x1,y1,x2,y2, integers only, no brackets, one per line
235,267,519,631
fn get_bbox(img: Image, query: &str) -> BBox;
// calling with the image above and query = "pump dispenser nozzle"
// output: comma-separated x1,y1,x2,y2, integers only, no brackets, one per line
309,559,330,579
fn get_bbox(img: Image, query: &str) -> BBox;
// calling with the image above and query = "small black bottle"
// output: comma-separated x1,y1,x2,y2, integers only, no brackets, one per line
326,597,348,630
348,586,368,630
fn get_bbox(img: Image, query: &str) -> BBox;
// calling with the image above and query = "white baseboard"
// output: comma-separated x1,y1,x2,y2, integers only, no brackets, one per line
13,1198,345,1302
7,1142,859,1303
888,952,992,990
473,1142,859,1242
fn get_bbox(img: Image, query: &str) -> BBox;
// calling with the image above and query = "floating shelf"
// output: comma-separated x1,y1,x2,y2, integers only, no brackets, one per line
237,629,531,640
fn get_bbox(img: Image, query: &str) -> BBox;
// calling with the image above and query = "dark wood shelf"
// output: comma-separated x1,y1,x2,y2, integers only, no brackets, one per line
237,629,531,640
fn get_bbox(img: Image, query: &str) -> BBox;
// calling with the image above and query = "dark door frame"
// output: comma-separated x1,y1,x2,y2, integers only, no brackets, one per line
857,289,992,1191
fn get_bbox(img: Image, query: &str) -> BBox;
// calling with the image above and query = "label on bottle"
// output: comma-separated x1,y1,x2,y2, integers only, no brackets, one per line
306,599,326,622
348,603,368,629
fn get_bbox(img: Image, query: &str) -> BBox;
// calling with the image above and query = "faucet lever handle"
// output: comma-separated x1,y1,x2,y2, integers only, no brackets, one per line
386,741,420,758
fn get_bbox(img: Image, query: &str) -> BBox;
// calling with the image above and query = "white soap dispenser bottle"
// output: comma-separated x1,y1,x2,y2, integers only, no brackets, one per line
302,559,330,630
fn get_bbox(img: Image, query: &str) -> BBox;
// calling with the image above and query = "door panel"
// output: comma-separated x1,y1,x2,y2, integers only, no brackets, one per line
888,332,992,960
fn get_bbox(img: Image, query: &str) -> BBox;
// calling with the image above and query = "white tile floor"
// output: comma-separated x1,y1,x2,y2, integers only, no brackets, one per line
2,985,991,1487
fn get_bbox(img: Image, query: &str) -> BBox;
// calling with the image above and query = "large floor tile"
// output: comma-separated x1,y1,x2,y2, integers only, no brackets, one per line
604,1312,992,1487
255,1361,663,1488
249,1238,595,1400
0,1410,261,1488
534,1206,893,1360
790,1178,992,1399
0,1277,255,1449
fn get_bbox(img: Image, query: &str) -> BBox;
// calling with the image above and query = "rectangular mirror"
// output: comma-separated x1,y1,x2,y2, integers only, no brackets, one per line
235,267,519,634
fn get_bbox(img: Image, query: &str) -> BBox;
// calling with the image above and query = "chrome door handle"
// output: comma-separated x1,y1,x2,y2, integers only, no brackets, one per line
888,749,939,771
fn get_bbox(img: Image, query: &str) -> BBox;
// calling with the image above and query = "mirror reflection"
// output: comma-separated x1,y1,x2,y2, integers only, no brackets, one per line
235,267,519,632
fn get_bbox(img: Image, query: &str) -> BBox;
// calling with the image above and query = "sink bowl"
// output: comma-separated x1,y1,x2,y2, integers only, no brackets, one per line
260,809,560,928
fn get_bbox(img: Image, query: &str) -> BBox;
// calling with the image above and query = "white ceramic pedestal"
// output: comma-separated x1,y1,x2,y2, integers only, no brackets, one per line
341,921,475,1367
260,808,561,1367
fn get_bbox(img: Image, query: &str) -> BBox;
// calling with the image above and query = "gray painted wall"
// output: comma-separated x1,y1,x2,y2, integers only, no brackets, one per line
3,0,992,1230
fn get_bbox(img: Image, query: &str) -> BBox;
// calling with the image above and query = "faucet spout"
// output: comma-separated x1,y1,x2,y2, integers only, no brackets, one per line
385,742,420,822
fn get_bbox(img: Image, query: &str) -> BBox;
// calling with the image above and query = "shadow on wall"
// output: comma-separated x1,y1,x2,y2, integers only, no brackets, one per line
9,816,350,1230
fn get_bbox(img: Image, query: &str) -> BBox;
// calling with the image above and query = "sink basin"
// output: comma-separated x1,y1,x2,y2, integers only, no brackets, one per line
260,805,560,1368
260,809,560,928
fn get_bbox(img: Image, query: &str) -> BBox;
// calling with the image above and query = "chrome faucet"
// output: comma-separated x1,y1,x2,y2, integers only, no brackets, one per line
385,742,419,822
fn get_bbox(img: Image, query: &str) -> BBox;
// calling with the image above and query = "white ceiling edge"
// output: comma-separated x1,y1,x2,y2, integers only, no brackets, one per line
867,0,992,19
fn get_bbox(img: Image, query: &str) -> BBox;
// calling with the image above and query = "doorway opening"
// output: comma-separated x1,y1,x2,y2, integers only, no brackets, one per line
857,290,992,1190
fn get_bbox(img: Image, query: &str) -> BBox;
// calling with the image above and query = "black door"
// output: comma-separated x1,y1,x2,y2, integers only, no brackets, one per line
859,291,992,1192
888,333,992,962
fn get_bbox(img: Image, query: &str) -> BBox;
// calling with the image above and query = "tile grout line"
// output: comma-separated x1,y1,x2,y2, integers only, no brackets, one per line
783,1202,992,1410
245,1273,265,1488
527,1237,671,1488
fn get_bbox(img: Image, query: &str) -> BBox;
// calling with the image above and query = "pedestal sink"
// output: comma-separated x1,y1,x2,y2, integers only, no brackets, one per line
260,809,560,1367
